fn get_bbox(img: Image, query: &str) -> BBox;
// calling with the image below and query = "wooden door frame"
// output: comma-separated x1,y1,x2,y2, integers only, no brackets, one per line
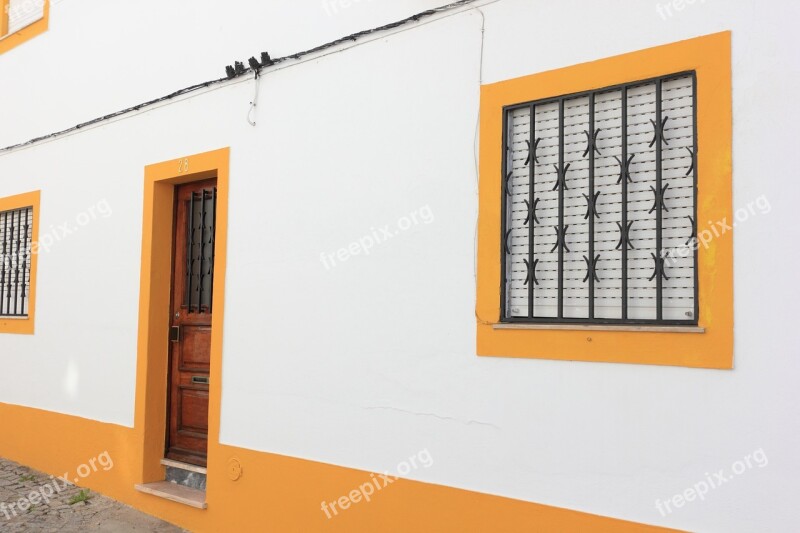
133,148,229,486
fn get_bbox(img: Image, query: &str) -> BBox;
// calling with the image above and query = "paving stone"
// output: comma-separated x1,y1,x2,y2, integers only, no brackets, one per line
0,457,186,532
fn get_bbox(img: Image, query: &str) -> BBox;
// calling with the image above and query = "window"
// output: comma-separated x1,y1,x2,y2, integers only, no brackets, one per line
501,73,697,325
0,0,48,54
183,186,218,314
0,191,39,334
0,205,33,317
476,32,733,368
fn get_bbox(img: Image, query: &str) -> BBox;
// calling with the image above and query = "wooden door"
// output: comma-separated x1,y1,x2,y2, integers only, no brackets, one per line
166,179,217,467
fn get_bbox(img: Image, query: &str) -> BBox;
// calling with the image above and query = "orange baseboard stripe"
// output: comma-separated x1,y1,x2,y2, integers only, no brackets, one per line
0,402,680,532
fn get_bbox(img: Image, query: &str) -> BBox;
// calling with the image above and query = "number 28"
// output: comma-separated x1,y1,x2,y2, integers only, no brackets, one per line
178,158,190,173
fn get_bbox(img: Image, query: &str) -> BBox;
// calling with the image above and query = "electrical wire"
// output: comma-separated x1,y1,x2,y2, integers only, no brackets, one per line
470,5,496,327
0,0,485,154
247,70,261,127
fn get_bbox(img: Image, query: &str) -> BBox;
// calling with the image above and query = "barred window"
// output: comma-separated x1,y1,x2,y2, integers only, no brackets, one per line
0,206,33,318
501,72,698,325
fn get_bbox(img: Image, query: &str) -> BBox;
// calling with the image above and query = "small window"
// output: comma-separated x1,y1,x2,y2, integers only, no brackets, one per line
0,0,48,54
184,187,217,314
0,205,34,318
501,73,698,326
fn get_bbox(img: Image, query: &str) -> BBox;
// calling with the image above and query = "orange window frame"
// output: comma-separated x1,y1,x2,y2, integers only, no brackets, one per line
0,0,49,55
477,32,733,369
0,190,40,335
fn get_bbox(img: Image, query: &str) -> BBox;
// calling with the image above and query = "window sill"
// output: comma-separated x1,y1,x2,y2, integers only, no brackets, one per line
493,323,705,334
0,16,48,55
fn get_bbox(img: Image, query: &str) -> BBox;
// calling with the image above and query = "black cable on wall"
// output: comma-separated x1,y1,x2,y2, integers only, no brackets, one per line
0,0,478,154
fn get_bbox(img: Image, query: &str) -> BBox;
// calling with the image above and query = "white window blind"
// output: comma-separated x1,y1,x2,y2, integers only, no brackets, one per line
7,0,45,35
0,206,33,318
501,73,697,325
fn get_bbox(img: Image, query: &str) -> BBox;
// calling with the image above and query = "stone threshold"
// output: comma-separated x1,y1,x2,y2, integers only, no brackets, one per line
134,481,207,510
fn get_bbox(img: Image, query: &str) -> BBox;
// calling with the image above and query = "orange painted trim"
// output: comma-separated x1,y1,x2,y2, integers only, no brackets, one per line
0,0,9,38
0,402,682,532
135,147,230,487
477,32,733,369
0,190,39,335
0,0,49,55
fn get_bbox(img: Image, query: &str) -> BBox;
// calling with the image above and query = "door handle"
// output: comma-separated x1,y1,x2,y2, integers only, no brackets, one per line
169,326,181,342
192,376,210,385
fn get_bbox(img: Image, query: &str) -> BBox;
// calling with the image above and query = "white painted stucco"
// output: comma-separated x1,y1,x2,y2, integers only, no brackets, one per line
1,0,798,531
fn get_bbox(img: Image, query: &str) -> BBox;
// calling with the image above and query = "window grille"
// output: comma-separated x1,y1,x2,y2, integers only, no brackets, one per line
185,188,217,314
501,72,698,325
0,206,33,318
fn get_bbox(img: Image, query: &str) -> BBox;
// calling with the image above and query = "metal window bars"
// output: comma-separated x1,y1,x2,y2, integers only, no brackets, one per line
185,188,217,314
0,206,33,318
500,72,698,325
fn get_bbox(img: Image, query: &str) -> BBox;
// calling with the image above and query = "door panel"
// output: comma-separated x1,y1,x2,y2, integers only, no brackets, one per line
180,327,212,367
166,178,217,467
180,389,210,433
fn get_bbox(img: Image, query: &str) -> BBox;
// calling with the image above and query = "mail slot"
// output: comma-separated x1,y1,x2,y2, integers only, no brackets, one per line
192,376,210,385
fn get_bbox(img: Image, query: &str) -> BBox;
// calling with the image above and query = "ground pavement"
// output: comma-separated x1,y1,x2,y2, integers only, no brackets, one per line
0,457,184,532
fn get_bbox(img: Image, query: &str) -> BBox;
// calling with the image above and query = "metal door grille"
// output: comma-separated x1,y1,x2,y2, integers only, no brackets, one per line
0,206,33,318
501,72,698,325
185,188,217,314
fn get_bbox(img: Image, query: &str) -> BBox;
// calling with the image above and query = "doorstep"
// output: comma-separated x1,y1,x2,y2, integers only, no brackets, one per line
134,481,207,510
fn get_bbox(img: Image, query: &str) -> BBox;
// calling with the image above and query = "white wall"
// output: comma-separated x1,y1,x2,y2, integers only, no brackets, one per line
1,1,799,531
0,0,440,148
